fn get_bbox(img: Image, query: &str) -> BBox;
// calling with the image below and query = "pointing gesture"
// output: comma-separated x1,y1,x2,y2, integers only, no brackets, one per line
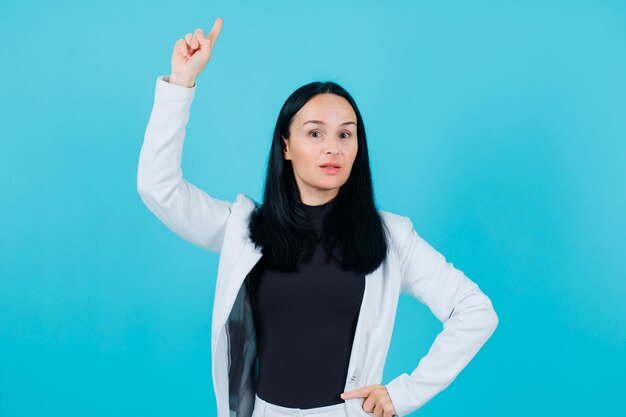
341,384,397,417
170,17,223,87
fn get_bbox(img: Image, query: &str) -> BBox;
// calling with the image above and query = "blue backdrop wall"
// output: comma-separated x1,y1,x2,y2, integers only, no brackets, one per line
1,0,624,416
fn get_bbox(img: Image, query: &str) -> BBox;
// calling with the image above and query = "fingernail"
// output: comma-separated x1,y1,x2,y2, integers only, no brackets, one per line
340,393,345,399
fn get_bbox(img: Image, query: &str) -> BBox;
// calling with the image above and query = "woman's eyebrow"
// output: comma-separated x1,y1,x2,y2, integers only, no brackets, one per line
302,120,357,126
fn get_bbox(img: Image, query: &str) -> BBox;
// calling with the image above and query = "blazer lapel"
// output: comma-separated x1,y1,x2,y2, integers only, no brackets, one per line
344,259,385,388
220,240,263,328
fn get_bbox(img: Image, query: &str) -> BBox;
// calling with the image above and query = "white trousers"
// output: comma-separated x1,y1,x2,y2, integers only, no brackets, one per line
252,393,349,417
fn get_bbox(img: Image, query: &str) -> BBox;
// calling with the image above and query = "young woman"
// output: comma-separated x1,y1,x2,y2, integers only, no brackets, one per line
137,17,498,417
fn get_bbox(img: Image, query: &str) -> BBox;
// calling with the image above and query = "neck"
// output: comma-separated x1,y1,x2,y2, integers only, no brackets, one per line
298,190,339,206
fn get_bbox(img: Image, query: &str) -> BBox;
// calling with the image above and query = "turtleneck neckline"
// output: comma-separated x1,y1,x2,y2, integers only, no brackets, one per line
299,195,337,210
298,196,337,230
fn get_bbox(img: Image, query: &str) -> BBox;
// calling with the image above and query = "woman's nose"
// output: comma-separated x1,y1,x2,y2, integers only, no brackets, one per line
323,137,341,154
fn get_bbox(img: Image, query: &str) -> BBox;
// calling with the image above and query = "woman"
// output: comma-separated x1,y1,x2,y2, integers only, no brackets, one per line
137,17,498,417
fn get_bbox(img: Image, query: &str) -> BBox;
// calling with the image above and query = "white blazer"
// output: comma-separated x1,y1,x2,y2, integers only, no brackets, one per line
137,76,499,417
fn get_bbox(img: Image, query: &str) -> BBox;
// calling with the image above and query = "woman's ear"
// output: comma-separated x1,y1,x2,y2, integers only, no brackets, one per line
281,135,291,161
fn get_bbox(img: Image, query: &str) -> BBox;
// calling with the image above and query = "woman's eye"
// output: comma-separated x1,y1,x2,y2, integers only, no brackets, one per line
308,130,352,139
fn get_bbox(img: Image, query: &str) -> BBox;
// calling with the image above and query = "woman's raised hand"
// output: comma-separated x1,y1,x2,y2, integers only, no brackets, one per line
169,17,223,87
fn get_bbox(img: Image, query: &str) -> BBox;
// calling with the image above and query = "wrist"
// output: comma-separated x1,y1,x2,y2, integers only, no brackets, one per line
168,74,196,88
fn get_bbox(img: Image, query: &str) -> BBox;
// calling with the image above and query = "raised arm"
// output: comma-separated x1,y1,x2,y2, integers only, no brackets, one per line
137,18,232,254
385,216,499,416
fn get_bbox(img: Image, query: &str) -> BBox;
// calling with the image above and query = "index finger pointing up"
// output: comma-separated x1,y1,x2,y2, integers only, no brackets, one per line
206,17,223,46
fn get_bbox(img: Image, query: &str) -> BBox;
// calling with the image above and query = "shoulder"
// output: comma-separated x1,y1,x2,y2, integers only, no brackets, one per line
378,209,412,252
234,192,257,210
218,192,258,230
217,193,259,249
378,209,406,228
232,193,260,223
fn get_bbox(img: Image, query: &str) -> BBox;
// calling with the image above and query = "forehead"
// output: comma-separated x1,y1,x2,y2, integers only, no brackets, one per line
295,93,356,122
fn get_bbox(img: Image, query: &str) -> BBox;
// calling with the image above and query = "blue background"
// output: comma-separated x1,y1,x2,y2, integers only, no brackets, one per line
1,0,624,416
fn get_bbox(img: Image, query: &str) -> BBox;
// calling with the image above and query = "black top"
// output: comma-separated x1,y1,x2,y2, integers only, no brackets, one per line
245,196,366,409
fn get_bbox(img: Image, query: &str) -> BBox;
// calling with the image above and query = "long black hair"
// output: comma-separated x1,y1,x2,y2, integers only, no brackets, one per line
248,81,388,275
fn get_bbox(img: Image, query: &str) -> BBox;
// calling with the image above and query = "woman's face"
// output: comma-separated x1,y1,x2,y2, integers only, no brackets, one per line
282,93,358,206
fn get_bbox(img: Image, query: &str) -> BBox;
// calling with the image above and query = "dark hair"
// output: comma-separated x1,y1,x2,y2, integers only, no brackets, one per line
248,81,388,275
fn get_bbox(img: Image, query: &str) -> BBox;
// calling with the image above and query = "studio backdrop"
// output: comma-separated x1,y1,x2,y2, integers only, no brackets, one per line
1,1,624,416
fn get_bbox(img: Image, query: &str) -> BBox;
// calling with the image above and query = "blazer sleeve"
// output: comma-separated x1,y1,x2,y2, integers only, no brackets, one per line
137,75,233,254
384,216,499,417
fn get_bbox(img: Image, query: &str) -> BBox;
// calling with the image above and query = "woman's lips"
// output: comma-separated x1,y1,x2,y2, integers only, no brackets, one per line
320,165,340,174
